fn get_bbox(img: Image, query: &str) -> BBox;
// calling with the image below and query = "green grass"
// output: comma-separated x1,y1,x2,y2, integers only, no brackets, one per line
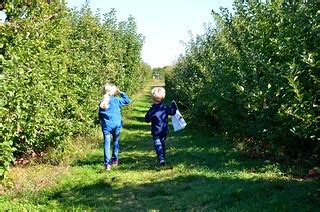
1,83,319,211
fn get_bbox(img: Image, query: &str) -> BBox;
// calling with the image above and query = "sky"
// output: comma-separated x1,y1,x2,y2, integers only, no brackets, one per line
0,1,234,68
67,0,235,68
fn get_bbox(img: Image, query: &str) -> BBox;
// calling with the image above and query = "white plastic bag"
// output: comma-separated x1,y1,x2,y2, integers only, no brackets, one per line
172,109,187,132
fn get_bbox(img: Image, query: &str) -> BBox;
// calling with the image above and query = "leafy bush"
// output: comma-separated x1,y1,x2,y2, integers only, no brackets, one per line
166,1,319,161
1,1,151,178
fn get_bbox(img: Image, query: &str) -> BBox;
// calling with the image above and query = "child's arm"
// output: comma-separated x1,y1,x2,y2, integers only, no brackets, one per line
118,91,131,106
145,105,155,122
99,95,110,109
168,101,177,115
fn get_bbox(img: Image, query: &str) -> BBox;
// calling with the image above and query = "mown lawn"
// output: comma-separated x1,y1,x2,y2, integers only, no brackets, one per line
1,83,319,211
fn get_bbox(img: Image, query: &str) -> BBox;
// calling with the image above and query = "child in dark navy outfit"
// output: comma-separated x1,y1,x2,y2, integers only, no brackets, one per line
98,83,131,171
145,87,177,166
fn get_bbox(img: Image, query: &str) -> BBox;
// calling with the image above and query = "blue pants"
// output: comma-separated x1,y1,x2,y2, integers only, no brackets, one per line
153,135,166,163
102,128,121,166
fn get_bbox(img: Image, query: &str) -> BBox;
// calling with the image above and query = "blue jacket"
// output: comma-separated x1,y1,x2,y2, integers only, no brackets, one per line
145,101,177,136
98,92,131,132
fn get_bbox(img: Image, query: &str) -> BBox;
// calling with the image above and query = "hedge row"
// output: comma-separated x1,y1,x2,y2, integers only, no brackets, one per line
165,1,319,161
1,2,151,178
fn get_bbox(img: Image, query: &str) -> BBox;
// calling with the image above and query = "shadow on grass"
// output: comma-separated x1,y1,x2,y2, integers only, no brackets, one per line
44,174,319,211
71,150,160,171
125,123,150,131
72,152,102,167
115,154,159,171
131,107,149,114
127,115,147,123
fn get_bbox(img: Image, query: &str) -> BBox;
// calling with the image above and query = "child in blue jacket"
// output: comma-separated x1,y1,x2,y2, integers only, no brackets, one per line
98,83,131,171
145,87,177,166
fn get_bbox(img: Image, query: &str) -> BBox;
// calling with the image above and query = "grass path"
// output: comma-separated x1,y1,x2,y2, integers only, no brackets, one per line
1,83,319,211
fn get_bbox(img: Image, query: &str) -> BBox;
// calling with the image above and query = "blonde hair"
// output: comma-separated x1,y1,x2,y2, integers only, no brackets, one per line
100,83,117,109
151,87,166,102
102,83,117,96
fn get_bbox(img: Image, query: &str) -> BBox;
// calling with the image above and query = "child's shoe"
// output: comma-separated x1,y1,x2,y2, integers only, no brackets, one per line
105,164,111,171
112,160,119,166
160,160,165,166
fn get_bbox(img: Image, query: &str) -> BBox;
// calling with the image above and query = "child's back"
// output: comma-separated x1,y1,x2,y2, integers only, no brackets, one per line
145,87,177,166
98,83,131,171
145,100,176,136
